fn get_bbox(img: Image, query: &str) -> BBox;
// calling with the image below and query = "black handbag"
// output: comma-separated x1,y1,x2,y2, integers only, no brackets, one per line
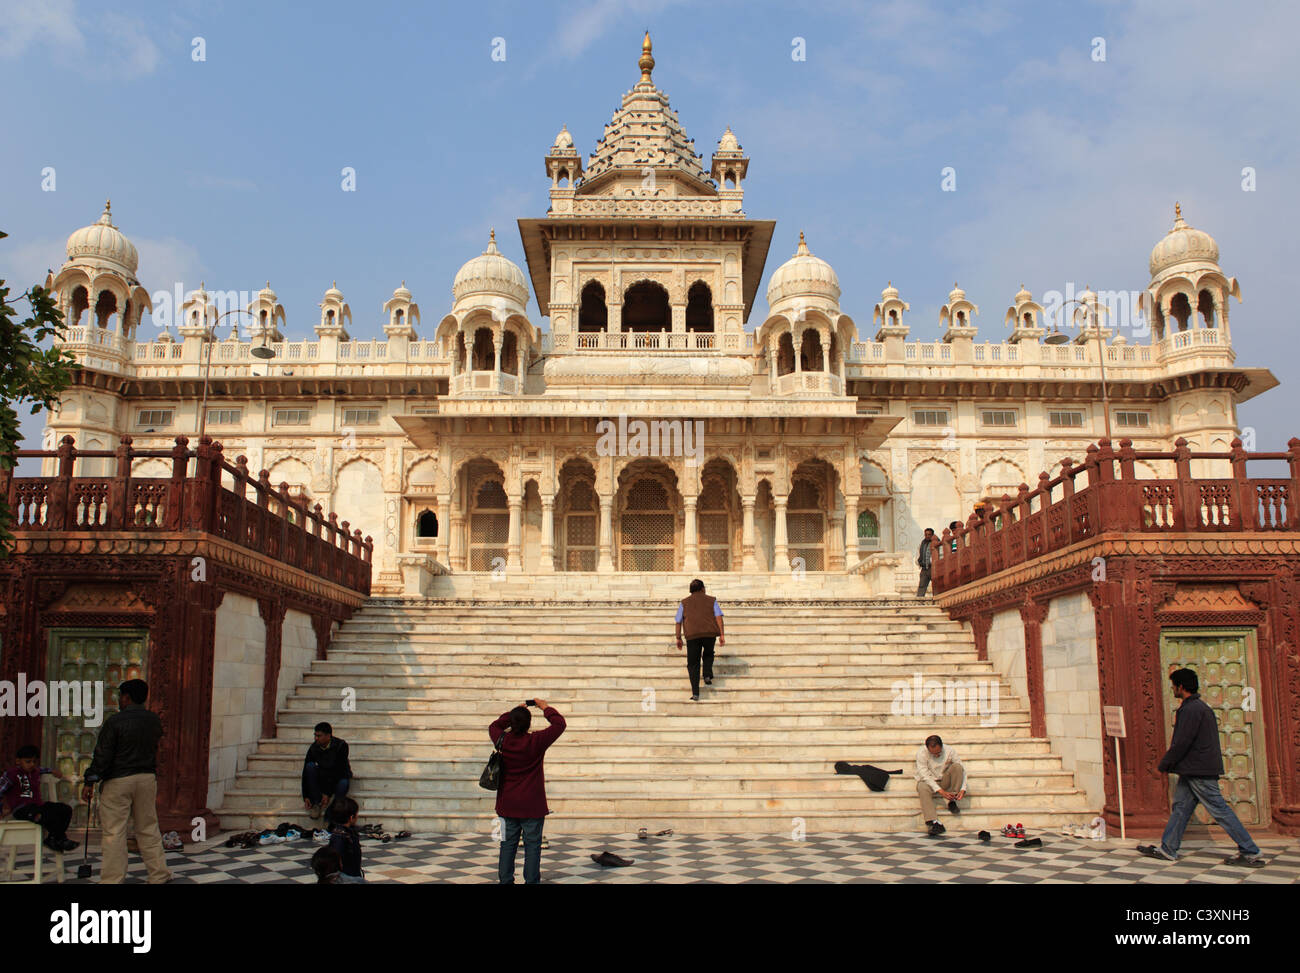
479,733,507,791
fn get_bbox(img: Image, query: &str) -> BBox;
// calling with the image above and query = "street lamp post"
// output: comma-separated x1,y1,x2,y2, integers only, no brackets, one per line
1044,290,1112,441
197,308,275,441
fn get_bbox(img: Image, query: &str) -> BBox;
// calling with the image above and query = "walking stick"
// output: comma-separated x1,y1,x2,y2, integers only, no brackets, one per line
77,775,99,880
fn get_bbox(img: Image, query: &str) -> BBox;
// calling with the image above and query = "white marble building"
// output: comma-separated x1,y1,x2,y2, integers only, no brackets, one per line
41,35,1276,596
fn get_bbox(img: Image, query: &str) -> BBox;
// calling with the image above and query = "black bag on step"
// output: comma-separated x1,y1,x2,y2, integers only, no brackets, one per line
834,761,903,792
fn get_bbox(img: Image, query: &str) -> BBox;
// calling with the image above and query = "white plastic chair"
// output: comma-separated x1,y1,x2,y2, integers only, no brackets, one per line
0,776,68,883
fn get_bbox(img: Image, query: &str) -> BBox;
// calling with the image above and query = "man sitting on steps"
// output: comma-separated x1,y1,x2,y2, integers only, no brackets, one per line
915,734,967,836
302,722,353,820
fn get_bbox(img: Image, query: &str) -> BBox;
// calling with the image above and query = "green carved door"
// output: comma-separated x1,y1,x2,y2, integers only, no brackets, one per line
1158,628,1266,826
43,629,149,828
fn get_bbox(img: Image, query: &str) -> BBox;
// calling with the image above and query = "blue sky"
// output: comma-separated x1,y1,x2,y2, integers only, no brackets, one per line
2,0,1297,454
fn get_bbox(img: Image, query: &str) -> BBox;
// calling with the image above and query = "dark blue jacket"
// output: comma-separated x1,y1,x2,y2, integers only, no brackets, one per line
1158,694,1224,777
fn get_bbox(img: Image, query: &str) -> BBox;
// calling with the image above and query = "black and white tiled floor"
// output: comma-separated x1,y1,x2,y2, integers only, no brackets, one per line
17,831,1299,884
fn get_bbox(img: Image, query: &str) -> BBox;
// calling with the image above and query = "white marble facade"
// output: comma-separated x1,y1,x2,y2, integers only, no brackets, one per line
41,36,1271,595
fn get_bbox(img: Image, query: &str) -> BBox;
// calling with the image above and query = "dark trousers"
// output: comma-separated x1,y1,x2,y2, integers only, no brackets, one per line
916,567,932,597
302,763,350,805
686,637,716,696
499,816,545,884
13,801,72,842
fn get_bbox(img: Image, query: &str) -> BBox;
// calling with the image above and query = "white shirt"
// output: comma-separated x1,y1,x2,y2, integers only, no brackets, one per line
913,744,967,793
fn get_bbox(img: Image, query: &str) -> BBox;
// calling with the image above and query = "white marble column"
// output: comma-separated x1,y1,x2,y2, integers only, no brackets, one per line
449,514,465,570
741,495,757,571
844,496,859,567
598,494,614,573
773,496,789,569
507,496,523,570
683,495,699,572
437,495,452,565
539,497,555,572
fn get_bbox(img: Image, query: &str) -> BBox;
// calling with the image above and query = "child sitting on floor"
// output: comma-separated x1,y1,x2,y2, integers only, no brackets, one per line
311,846,342,884
326,796,364,883
0,745,79,852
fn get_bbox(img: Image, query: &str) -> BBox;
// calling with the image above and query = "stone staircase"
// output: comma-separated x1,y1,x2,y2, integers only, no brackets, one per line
215,595,1098,835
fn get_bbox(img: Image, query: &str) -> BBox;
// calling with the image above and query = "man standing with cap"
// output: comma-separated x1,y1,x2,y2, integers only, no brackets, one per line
675,579,725,701
81,679,172,884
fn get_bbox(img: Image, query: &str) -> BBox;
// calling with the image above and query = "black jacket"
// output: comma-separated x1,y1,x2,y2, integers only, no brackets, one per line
917,537,933,570
1158,694,1224,777
85,704,164,782
301,739,352,798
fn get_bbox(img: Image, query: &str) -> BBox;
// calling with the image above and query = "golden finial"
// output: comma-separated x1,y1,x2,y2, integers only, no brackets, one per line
490,228,496,244
1175,201,1181,219
105,198,111,214
638,31,655,82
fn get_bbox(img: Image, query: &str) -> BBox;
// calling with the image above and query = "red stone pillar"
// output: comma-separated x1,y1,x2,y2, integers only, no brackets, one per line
1019,598,1048,738
259,596,286,739
970,613,992,663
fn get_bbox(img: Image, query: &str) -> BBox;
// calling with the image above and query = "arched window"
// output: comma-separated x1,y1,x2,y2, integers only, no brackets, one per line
777,332,795,376
800,330,824,371
1169,293,1192,332
471,328,495,370
94,290,117,329
857,509,880,549
395,309,405,326
1198,290,1216,328
685,281,713,333
621,281,670,333
578,281,607,333
70,286,89,327
501,329,519,374
558,168,570,188
416,510,438,539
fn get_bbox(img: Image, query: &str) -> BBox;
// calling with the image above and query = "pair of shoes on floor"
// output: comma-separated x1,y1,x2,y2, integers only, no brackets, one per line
162,831,183,851
1136,844,1177,862
590,851,634,867
1014,837,1043,849
225,831,260,849
311,829,330,845
1001,823,1026,839
926,821,946,837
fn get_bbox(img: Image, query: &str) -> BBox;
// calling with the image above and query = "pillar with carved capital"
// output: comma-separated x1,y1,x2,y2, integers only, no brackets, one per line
683,495,699,572
773,495,789,569
598,494,614,573
821,338,831,374
844,496,859,567
449,514,466,570
507,495,523,570
539,497,555,572
437,495,452,565
741,495,757,571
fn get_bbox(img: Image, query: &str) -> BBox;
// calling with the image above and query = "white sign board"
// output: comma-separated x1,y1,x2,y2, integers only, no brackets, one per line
1103,705,1126,738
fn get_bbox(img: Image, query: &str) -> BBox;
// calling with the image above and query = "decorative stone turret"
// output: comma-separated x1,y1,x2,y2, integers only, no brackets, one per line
247,281,286,343
872,281,910,343
940,282,979,343
1139,203,1240,347
383,281,420,339
179,282,215,339
1072,284,1111,345
317,281,351,339
1004,284,1045,344
710,126,748,215
48,199,151,347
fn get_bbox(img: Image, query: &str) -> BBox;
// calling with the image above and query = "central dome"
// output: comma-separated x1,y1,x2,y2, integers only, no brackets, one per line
766,232,840,306
66,200,138,276
1149,204,1219,276
453,230,530,309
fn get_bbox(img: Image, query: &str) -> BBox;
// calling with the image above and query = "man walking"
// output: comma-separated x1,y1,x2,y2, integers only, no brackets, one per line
490,699,566,884
914,734,967,836
1138,668,1266,867
916,527,936,597
675,579,725,701
80,679,172,884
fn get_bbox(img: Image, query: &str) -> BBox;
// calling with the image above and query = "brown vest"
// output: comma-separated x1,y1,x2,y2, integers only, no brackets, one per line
681,591,720,639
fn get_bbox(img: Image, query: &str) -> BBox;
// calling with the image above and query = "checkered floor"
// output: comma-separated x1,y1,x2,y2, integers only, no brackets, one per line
14,830,1299,884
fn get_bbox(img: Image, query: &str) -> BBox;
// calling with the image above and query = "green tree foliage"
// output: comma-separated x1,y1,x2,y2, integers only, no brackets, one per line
0,230,81,553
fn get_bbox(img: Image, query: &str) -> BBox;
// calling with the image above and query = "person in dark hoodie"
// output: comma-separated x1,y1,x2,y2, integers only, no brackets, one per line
489,699,566,884
302,722,353,820
326,796,364,883
1137,668,1266,867
0,745,78,851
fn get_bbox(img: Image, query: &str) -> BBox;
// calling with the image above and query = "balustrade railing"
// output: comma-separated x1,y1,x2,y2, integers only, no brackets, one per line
2,435,372,594
930,436,1300,594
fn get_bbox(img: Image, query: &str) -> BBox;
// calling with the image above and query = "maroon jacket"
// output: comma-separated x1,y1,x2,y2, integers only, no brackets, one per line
488,707,566,819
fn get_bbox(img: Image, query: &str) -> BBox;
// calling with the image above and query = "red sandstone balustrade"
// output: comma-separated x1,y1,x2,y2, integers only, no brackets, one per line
4,435,371,594
931,436,1300,593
